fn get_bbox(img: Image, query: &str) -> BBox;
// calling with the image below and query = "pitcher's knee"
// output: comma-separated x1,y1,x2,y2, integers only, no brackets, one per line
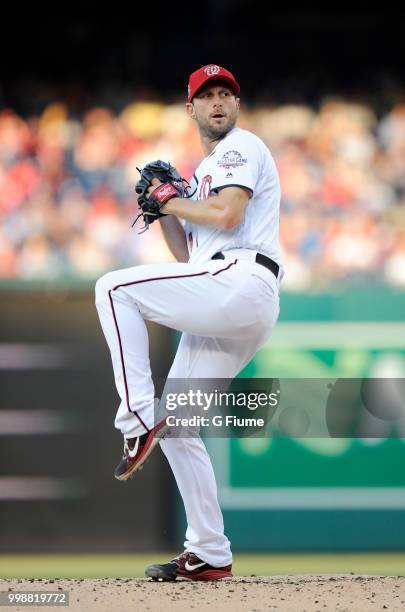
95,270,118,304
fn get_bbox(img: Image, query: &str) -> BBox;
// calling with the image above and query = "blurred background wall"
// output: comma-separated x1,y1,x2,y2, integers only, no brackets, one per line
0,4,404,554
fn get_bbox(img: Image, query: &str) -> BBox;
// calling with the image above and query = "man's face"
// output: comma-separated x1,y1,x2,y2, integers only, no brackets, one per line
187,82,240,139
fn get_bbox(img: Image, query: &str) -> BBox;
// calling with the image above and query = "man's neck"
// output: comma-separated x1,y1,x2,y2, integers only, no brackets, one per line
200,127,236,157
200,134,223,157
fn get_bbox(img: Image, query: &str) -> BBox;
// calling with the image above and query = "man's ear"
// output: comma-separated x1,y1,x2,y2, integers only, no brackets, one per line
235,97,241,111
186,102,196,119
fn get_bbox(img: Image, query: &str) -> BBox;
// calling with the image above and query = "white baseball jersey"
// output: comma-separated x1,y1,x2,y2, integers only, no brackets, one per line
185,127,282,266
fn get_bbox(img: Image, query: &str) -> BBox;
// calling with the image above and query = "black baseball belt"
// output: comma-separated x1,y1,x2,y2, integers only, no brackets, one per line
212,251,279,278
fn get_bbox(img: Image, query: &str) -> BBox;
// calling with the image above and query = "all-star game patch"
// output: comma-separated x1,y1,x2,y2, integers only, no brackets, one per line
217,150,247,169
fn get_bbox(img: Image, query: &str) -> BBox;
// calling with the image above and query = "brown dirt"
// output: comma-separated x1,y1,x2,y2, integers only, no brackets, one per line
1,575,405,611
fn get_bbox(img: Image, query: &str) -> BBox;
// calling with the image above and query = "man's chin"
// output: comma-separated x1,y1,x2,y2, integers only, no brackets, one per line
207,123,234,140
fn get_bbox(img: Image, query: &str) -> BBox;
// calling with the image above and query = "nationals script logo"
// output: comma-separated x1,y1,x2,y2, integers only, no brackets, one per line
217,150,247,169
199,174,212,200
204,65,220,76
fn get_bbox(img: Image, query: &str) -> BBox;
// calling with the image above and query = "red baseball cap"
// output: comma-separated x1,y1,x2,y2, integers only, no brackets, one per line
187,64,240,103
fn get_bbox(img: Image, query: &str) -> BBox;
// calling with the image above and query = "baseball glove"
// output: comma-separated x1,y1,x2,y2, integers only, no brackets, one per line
133,160,189,233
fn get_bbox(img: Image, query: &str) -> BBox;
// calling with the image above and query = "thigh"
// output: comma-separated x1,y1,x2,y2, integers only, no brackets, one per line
101,258,278,340
168,329,271,379
160,331,273,426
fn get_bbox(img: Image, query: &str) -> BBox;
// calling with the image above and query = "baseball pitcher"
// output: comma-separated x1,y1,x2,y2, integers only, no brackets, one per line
95,64,283,581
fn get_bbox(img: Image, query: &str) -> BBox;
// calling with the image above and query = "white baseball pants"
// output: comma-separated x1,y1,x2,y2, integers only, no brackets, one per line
95,252,280,567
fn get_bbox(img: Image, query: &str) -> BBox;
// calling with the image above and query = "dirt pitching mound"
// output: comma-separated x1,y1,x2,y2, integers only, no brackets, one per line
1,575,404,611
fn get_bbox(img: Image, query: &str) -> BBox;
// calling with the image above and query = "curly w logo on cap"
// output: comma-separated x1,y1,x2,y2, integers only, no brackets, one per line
188,64,240,102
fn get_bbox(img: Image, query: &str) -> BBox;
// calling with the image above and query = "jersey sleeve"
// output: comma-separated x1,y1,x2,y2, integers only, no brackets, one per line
210,133,261,196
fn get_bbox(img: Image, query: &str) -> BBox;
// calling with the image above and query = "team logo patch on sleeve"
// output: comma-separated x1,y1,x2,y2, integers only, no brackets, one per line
217,150,247,169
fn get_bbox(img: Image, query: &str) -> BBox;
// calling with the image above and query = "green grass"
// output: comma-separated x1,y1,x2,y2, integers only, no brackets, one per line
0,553,404,579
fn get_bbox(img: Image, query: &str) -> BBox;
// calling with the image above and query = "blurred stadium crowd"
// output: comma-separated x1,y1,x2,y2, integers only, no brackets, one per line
0,99,404,289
